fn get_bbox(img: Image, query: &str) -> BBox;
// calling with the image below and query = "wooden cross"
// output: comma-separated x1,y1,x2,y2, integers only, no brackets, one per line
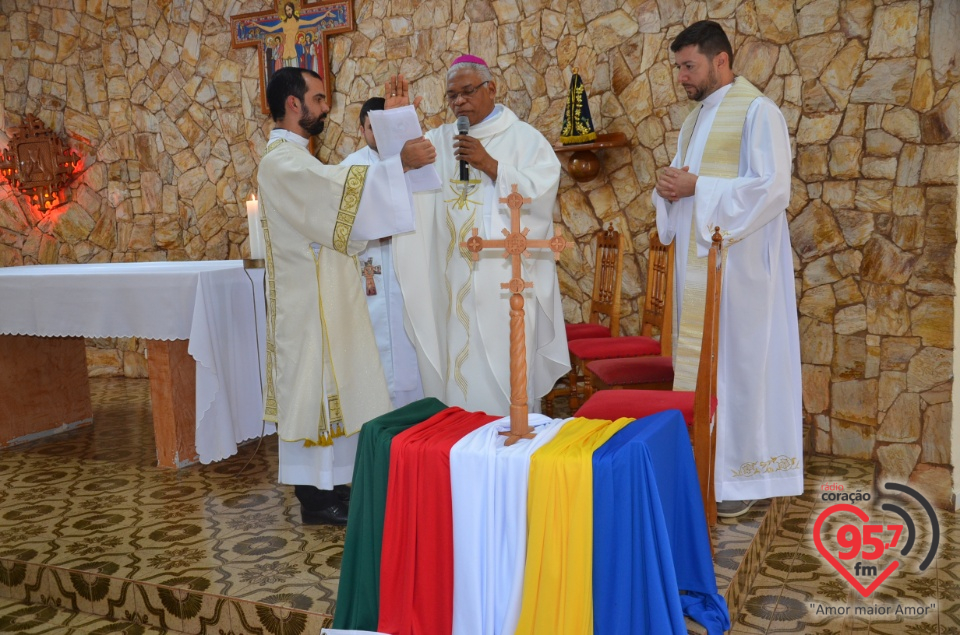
360,257,381,296
230,0,354,114
461,184,568,445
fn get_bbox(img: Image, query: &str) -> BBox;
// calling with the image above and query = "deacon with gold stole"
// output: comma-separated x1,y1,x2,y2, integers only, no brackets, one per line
394,55,569,416
257,67,435,525
653,21,802,516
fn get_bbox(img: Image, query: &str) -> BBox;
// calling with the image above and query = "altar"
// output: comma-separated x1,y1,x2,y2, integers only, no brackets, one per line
0,260,271,468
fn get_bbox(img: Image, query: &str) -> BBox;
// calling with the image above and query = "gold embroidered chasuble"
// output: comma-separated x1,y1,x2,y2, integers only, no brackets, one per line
258,138,392,445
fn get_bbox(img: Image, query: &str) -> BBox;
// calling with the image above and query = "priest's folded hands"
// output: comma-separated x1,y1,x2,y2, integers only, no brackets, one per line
655,165,696,202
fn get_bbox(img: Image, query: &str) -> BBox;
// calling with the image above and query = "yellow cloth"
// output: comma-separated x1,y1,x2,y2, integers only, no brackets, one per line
672,77,761,391
514,416,635,635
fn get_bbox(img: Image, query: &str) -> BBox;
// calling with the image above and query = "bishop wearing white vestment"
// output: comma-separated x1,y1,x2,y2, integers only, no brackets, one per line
257,68,435,524
394,55,569,416
653,22,802,510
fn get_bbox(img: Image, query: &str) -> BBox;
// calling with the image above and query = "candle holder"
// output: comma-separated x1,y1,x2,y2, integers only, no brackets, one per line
243,258,265,269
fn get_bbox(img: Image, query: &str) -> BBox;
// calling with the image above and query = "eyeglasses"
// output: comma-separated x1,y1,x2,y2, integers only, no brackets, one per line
446,81,489,103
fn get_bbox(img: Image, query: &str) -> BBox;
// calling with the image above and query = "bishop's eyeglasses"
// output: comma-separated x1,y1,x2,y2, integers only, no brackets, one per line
446,81,489,103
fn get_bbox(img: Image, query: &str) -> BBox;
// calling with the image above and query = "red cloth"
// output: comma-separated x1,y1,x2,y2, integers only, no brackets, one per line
587,356,674,385
378,408,498,635
567,335,660,360
575,388,697,424
565,322,611,341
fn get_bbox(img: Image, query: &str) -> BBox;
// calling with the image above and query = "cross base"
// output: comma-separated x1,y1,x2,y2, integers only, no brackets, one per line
499,430,537,446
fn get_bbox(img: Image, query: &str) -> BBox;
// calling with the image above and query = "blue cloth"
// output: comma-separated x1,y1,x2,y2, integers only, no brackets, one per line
592,410,730,635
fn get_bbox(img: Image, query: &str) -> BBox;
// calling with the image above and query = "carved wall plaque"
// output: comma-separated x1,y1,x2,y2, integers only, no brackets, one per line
0,115,80,211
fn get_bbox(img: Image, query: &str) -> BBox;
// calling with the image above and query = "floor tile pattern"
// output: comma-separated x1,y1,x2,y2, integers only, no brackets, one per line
0,379,337,634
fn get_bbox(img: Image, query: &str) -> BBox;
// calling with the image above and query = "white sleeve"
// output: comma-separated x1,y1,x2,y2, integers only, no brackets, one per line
351,154,416,241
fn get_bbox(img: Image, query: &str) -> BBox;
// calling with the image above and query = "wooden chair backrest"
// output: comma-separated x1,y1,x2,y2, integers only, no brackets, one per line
587,224,624,337
691,228,723,525
641,230,675,356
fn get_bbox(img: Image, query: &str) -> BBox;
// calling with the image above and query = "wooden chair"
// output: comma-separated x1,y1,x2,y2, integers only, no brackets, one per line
565,224,623,341
542,224,624,416
584,231,675,394
563,229,675,411
574,228,723,526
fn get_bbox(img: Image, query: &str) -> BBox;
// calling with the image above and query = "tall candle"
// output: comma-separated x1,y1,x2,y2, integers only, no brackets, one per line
246,194,266,259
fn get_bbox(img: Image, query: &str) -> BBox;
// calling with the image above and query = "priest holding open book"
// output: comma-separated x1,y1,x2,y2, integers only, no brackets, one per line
256,67,435,525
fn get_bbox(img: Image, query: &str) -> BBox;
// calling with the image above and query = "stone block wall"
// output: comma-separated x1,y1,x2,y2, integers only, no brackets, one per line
0,0,957,502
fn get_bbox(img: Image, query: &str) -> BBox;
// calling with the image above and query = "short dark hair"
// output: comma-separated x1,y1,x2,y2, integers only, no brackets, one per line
670,20,734,66
359,97,385,126
266,67,323,122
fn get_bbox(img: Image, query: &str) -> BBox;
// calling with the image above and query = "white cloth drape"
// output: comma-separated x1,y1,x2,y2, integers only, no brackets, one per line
449,414,570,635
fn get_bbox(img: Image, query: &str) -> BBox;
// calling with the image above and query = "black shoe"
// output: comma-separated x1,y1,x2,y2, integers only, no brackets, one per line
301,501,349,526
334,484,351,503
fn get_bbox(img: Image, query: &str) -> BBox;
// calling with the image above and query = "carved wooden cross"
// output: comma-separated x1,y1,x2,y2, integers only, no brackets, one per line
360,257,381,296
461,184,568,445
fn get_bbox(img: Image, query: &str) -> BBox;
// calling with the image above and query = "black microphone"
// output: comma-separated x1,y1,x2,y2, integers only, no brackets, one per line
456,115,469,181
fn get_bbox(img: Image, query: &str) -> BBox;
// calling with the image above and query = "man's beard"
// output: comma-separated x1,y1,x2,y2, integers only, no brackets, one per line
688,66,720,102
300,110,326,136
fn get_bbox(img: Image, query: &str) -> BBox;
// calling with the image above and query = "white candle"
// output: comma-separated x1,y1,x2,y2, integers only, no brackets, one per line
246,194,266,259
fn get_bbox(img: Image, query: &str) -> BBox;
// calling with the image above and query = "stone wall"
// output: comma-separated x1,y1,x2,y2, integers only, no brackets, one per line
1,0,958,503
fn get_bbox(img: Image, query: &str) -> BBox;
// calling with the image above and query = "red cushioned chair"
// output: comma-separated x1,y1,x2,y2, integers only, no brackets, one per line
575,228,723,526
563,230,675,411
582,231,676,395
543,225,624,416
565,224,624,342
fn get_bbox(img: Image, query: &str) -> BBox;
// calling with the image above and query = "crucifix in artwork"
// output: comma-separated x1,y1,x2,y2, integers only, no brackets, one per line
461,184,568,445
230,0,354,114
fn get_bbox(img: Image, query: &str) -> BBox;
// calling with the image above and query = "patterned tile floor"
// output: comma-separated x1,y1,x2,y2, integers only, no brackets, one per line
1,378,951,633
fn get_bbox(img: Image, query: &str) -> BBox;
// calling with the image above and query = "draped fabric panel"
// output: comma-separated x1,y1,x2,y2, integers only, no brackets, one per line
593,410,729,635
378,409,498,635
332,398,449,631
449,414,569,635
514,416,634,635
336,407,726,635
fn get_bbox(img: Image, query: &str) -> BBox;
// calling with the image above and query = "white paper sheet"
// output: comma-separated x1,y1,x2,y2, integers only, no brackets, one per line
369,106,441,192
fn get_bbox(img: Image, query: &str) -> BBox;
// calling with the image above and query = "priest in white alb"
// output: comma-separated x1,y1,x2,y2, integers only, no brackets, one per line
256,67,435,525
341,96,424,409
394,55,569,416
653,21,803,517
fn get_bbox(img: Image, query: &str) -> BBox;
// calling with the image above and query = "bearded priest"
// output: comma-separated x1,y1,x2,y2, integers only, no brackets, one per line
257,67,435,525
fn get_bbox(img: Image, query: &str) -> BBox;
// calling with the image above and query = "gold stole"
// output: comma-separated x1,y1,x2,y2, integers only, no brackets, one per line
672,77,761,391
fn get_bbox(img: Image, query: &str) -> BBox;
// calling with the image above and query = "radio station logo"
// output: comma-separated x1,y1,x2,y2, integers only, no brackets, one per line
814,482,939,598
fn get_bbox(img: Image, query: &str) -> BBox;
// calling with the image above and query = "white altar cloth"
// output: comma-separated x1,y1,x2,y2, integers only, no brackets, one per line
0,260,272,463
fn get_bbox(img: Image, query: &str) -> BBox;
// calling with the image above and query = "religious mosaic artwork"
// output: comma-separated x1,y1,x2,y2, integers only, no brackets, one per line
231,0,353,114
0,115,80,212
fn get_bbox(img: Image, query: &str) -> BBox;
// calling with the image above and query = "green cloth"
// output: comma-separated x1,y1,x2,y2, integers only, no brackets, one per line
333,398,449,630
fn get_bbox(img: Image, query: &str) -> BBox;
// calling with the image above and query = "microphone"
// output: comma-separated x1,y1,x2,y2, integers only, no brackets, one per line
456,115,469,181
